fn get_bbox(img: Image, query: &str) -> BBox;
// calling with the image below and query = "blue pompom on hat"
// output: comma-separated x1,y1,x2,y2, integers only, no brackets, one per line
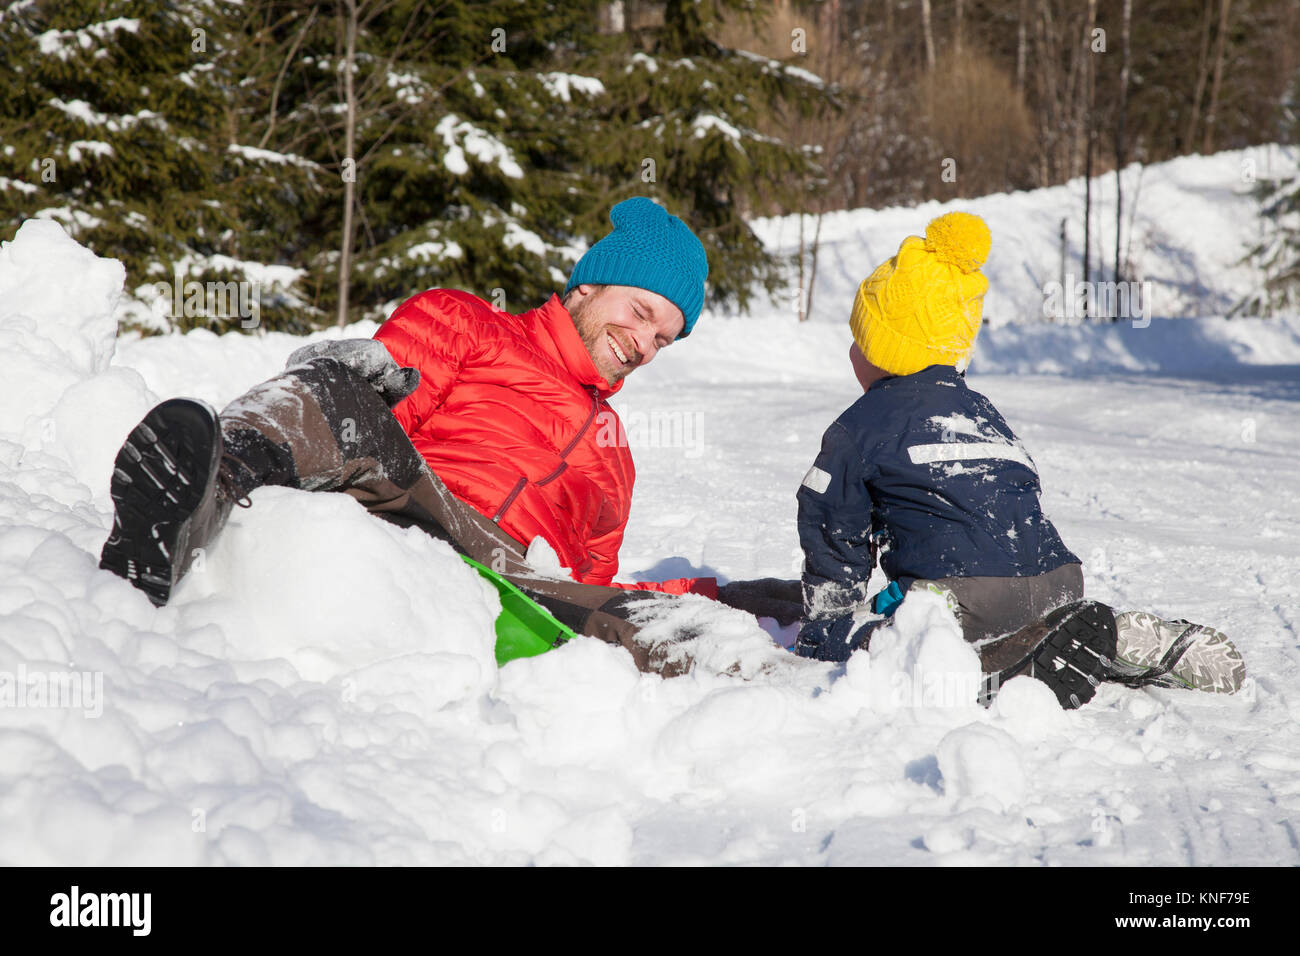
564,197,709,338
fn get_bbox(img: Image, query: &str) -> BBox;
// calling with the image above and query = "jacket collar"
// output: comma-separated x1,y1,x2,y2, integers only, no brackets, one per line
869,364,966,393
520,294,624,400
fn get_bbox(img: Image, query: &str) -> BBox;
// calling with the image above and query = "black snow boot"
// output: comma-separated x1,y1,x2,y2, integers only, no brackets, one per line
977,600,1119,710
99,399,253,606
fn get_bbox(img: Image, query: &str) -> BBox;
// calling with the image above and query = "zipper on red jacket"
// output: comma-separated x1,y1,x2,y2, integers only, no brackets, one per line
492,387,602,524
492,477,528,523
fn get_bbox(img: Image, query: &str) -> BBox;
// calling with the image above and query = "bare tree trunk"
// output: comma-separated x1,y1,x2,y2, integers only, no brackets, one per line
1185,0,1214,150
1202,0,1233,154
920,0,935,70
598,1,626,34
1123,163,1145,275
805,212,824,322
1083,0,1097,295
797,211,806,323
1058,218,1068,301
1062,2,1087,179
336,0,359,329
1016,0,1027,94
1038,0,1058,183
1115,0,1132,285
883,0,895,73
827,0,840,73
955,0,965,56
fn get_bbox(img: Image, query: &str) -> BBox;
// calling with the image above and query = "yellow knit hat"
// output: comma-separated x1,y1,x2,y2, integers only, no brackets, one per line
849,211,992,376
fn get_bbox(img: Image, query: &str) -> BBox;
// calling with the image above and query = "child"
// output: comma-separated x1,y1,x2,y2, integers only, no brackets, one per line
794,211,1244,708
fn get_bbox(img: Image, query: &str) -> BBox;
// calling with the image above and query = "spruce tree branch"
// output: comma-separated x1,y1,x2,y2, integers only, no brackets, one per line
355,48,500,168
355,1,424,101
258,6,320,150
355,0,453,104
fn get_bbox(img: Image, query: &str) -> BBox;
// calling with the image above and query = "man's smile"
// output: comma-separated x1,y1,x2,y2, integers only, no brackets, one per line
607,331,637,368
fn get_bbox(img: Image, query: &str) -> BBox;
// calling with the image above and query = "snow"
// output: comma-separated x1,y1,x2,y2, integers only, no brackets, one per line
2,149,1300,864
226,144,321,170
434,114,524,180
734,48,827,89
36,18,139,61
33,206,105,234
404,240,464,263
502,221,547,257
692,114,744,145
48,98,166,134
537,72,606,103
67,140,114,163
0,0,37,26
781,64,827,88
625,53,658,74
176,62,215,89
0,177,39,195
385,71,427,106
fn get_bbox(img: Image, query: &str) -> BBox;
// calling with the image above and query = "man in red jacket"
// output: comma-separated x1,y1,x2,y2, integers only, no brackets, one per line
99,198,797,673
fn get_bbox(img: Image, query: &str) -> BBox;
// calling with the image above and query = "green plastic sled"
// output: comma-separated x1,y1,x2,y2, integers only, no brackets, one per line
461,555,577,665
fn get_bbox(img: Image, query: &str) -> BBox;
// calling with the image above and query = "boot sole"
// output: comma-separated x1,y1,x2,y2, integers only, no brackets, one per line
1113,611,1245,694
99,399,221,606
980,600,1117,710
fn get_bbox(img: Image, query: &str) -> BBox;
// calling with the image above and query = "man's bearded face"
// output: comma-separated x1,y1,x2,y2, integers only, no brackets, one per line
567,285,686,386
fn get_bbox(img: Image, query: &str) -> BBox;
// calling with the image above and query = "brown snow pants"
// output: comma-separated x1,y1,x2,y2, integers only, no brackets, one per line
218,357,690,674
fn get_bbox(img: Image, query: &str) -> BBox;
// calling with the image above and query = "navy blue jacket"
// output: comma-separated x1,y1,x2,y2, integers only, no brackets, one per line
795,365,1079,661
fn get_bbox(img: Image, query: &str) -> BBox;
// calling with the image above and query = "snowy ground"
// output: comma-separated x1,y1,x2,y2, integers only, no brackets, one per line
2,150,1299,865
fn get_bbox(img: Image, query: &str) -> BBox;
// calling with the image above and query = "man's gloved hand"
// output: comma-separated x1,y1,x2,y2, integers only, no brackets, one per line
715,577,803,627
287,339,420,407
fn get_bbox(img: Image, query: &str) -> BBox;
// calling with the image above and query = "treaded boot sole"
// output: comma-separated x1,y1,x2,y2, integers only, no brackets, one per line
99,399,221,606
1112,611,1246,693
979,600,1118,710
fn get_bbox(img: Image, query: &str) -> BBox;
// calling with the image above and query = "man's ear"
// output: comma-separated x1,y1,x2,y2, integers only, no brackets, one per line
564,283,597,311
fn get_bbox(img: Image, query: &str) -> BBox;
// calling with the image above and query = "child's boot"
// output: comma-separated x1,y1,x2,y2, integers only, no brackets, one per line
1108,611,1245,694
978,600,1117,709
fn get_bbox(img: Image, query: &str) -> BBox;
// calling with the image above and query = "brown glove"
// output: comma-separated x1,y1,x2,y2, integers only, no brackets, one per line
715,577,803,627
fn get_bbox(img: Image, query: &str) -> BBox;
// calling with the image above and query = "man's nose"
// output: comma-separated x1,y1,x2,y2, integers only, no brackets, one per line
628,328,655,365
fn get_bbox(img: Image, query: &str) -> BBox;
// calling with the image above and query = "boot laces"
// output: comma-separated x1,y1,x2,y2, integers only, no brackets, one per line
216,456,254,508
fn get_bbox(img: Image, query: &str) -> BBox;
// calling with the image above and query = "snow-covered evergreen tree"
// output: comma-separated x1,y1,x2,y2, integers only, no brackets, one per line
1236,171,1300,317
3,1,831,330
0,0,323,332
1235,78,1299,318
253,0,830,321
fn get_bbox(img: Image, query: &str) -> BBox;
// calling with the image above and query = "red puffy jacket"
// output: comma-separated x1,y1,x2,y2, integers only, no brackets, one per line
374,289,715,597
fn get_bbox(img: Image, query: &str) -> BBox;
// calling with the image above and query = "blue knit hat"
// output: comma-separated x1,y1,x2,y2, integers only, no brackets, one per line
564,197,709,338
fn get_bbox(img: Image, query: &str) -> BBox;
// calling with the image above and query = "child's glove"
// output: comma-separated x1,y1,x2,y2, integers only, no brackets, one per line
716,577,803,627
287,339,420,407
872,581,906,616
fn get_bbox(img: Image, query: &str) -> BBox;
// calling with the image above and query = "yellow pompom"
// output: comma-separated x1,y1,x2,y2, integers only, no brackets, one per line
924,212,991,274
